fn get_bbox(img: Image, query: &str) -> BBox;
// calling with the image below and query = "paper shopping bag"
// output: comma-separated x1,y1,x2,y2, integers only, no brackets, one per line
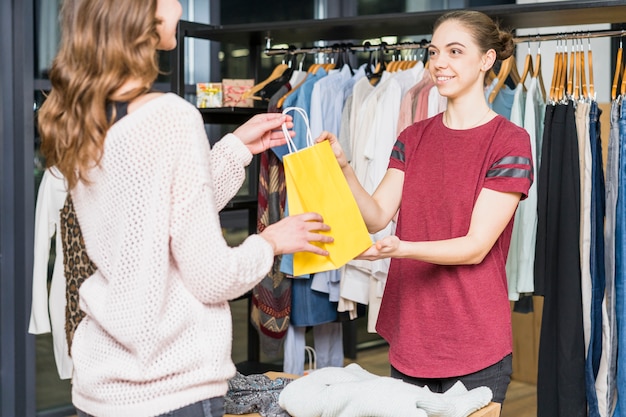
281,107,372,276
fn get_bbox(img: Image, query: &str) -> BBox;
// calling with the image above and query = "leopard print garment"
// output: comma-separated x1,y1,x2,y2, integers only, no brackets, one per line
60,194,97,356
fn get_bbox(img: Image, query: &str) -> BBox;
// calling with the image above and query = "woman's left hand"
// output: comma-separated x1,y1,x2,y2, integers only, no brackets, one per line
233,113,294,155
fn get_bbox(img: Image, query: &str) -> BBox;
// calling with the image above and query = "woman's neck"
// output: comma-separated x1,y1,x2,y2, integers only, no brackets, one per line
111,78,148,101
443,94,494,130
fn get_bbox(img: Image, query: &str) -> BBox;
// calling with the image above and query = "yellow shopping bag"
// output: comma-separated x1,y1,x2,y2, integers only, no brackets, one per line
281,107,372,276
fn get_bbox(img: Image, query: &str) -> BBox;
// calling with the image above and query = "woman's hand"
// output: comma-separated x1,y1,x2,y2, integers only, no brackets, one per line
315,131,349,169
260,212,333,256
233,113,294,155
356,235,401,260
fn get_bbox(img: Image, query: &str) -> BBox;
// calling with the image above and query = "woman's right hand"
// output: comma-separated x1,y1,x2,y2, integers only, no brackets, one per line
260,212,333,256
315,131,348,169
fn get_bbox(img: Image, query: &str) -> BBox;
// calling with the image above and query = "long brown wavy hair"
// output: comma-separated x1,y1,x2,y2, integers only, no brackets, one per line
38,0,162,189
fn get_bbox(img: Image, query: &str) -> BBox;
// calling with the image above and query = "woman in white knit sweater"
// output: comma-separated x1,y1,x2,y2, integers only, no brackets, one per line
37,1,333,416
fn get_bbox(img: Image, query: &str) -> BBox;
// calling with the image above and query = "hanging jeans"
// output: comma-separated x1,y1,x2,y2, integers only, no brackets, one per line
614,99,626,417
603,100,620,416
535,102,586,417
585,101,605,417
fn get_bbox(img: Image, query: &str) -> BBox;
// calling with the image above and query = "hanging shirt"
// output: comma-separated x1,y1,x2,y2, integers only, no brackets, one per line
397,70,432,134
29,167,73,380
506,77,544,300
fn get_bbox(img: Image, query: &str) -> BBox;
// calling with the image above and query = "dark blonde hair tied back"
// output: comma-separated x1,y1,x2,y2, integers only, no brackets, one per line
38,0,162,189
433,10,515,62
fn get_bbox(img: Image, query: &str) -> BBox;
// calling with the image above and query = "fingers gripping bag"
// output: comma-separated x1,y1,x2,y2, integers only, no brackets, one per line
280,106,372,276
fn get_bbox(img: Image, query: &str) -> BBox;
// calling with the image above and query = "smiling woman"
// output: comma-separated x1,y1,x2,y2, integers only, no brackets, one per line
314,9,532,405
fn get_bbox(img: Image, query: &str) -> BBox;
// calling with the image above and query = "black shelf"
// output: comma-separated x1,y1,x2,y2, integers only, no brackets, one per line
182,0,626,45
199,106,268,125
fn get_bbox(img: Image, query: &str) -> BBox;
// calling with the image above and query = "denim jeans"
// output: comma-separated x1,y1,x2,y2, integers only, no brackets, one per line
614,100,626,417
604,100,621,416
76,396,225,417
585,100,605,417
390,353,512,404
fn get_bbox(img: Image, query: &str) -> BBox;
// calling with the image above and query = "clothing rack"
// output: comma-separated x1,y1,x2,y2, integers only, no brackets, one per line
514,28,626,43
263,39,431,57
263,28,626,58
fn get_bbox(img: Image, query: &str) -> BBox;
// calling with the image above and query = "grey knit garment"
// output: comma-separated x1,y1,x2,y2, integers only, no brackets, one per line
225,372,294,417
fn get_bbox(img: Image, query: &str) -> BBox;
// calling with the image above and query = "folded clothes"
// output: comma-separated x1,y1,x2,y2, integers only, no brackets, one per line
278,363,493,417
225,372,294,417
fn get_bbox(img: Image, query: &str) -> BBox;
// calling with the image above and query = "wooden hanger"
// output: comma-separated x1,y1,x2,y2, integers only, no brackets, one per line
574,41,587,100
552,39,567,102
489,56,513,104
563,40,576,98
519,42,534,87
611,36,622,100
578,41,589,100
533,40,547,102
242,62,289,100
386,55,398,73
275,56,317,110
275,56,333,109
510,55,521,85
620,42,626,97
586,37,595,100
558,40,569,101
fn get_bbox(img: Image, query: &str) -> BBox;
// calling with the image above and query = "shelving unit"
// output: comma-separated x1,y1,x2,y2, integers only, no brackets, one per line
171,0,626,122
169,0,626,370
183,0,626,45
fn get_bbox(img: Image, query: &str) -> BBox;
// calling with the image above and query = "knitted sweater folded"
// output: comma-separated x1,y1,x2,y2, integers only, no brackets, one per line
70,93,274,417
278,363,493,417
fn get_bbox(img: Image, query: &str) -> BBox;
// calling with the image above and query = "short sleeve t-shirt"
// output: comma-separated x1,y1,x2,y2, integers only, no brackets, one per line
378,112,532,378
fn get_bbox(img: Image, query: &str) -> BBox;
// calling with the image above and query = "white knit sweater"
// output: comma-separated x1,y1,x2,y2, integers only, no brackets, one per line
70,93,274,417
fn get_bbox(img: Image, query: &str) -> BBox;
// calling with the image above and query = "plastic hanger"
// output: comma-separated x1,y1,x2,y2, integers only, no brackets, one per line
367,45,386,85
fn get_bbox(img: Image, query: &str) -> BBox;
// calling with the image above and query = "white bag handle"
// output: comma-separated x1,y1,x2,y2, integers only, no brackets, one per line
281,106,314,154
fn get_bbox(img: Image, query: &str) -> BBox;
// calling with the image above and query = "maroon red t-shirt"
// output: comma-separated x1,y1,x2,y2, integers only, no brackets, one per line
378,112,532,378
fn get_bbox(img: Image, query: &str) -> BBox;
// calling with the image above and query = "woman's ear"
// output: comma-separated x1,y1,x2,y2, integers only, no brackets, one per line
482,49,497,71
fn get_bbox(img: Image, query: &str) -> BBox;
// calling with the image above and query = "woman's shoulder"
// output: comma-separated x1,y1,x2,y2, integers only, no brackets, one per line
127,93,198,120
492,114,528,135
489,115,532,153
